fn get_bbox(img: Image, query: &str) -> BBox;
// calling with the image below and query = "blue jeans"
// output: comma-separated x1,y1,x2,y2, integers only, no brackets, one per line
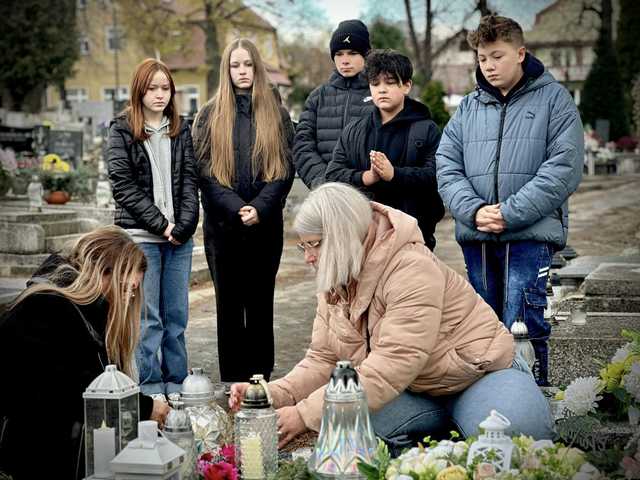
461,241,553,385
136,239,193,395
370,359,553,456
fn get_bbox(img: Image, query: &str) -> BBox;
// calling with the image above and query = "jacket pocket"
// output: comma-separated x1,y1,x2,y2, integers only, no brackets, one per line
434,348,485,392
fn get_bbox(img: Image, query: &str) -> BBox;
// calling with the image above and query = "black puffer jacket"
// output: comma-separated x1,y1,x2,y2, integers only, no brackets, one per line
192,94,295,232
293,71,373,188
107,116,199,243
326,97,444,249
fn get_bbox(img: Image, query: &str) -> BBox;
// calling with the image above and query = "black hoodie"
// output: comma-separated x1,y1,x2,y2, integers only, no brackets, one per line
476,52,545,104
326,96,445,249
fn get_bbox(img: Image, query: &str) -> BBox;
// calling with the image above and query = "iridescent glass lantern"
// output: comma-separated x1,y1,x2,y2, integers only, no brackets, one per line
83,364,140,479
308,360,377,479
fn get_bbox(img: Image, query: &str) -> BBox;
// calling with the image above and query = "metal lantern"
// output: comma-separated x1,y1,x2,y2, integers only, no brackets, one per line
164,393,197,480
308,360,377,479
235,374,278,480
83,364,140,479
510,319,536,370
181,367,232,453
110,420,185,480
466,410,515,473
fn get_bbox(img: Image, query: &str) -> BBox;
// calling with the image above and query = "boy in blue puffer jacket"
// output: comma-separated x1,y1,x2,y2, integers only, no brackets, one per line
436,15,584,386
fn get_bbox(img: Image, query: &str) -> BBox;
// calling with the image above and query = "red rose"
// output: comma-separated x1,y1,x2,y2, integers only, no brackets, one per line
203,461,238,480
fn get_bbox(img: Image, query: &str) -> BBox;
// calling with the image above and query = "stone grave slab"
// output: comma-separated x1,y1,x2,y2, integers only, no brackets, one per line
584,263,640,297
556,256,640,283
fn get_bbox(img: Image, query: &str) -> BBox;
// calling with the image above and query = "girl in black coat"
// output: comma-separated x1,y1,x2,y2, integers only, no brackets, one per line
107,58,199,397
0,226,169,480
193,39,294,382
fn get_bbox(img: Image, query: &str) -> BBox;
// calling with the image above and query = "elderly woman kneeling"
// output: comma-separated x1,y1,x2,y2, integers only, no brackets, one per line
230,182,552,451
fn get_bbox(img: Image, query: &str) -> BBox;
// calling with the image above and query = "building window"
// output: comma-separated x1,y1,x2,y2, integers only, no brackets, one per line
106,26,125,52
551,50,562,67
77,0,87,8
175,85,200,115
102,87,129,102
66,88,89,103
79,36,90,55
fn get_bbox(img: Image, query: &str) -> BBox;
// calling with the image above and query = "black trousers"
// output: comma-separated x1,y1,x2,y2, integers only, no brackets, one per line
204,221,283,382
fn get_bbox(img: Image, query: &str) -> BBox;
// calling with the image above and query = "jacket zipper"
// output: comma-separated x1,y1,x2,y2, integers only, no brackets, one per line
493,104,508,240
342,88,352,127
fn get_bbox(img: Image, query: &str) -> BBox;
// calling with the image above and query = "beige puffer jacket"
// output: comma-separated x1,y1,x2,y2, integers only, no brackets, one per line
269,203,514,431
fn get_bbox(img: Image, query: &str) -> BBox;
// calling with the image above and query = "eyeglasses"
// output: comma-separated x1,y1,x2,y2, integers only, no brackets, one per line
296,240,322,253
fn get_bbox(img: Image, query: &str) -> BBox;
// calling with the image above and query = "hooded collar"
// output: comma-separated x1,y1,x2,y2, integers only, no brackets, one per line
345,203,425,323
329,70,370,90
372,96,431,129
475,52,549,104
144,115,170,134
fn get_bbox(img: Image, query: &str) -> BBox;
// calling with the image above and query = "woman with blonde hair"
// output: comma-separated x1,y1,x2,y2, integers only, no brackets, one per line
107,58,199,396
230,182,553,451
192,38,294,382
0,226,169,480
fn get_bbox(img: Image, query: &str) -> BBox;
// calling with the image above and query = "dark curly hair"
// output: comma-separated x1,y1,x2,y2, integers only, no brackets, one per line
365,49,413,84
467,15,524,50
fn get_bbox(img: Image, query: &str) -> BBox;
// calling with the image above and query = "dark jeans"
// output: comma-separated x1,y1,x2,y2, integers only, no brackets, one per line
461,240,553,385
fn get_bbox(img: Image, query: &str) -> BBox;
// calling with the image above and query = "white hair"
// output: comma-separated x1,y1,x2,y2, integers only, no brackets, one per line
294,182,373,292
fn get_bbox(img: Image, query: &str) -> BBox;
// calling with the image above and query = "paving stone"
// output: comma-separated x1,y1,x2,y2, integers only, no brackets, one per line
584,262,640,296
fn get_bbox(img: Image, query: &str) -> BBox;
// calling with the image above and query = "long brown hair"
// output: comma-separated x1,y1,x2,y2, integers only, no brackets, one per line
126,58,181,141
199,39,288,187
13,226,147,378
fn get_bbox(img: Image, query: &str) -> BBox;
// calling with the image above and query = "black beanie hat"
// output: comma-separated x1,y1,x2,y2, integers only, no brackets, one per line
330,19,371,59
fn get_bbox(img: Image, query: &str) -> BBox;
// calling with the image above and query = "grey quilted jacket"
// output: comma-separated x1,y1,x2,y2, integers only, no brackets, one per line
436,67,584,249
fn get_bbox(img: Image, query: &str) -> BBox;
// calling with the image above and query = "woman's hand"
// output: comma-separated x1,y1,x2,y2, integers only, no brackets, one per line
150,399,171,429
229,382,250,412
239,206,260,226
276,406,307,449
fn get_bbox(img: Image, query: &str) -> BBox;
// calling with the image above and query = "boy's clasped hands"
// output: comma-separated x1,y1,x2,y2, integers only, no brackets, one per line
363,150,394,185
475,204,506,233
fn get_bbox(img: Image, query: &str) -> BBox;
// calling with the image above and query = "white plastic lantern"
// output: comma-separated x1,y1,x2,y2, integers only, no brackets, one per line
110,420,185,480
466,410,515,472
84,364,140,479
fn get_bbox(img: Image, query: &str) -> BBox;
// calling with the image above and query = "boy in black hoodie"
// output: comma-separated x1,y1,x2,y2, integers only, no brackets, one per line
327,49,444,250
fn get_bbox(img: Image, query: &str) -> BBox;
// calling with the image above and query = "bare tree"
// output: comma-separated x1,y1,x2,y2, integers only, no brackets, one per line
403,0,494,81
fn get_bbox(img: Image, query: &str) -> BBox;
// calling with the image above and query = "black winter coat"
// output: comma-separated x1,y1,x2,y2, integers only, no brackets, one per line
0,290,153,480
293,71,373,188
107,116,199,243
193,94,294,234
326,97,445,249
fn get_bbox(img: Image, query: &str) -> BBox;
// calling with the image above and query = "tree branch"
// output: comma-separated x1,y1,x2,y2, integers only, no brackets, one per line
403,0,425,75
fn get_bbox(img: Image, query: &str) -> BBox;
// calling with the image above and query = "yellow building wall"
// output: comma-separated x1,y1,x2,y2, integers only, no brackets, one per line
47,0,283,113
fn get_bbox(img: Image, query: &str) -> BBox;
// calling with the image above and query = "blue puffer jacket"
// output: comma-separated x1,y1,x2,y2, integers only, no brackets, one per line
436,54,584,249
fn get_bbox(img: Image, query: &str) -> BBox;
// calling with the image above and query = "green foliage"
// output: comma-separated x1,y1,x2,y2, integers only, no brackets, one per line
39,165,94,200
370,17,408,53
275,457,312,480
420,80,451,131
616,0,640,88
0,0,78,111
357,439,391,480
555,415,607,451
580,15,629,141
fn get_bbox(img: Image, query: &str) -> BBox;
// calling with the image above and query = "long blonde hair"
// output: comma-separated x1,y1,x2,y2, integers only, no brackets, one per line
294,183,373,293
13,226,147,377
200,38,288,187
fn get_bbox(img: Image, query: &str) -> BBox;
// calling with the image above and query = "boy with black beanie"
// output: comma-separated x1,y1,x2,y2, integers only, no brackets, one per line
294,19,374,189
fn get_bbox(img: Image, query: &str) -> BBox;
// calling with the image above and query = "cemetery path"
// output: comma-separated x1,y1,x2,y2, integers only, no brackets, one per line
186,174,640,383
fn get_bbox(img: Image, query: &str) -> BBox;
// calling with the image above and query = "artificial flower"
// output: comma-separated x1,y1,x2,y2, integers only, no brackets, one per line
202,461,238,480
564,376,603,416
601,361,627,391
473,462,496,480
435,465,467,480
622,454,640,479
623,361,640,403
221,444,236,465
613,343,632,363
